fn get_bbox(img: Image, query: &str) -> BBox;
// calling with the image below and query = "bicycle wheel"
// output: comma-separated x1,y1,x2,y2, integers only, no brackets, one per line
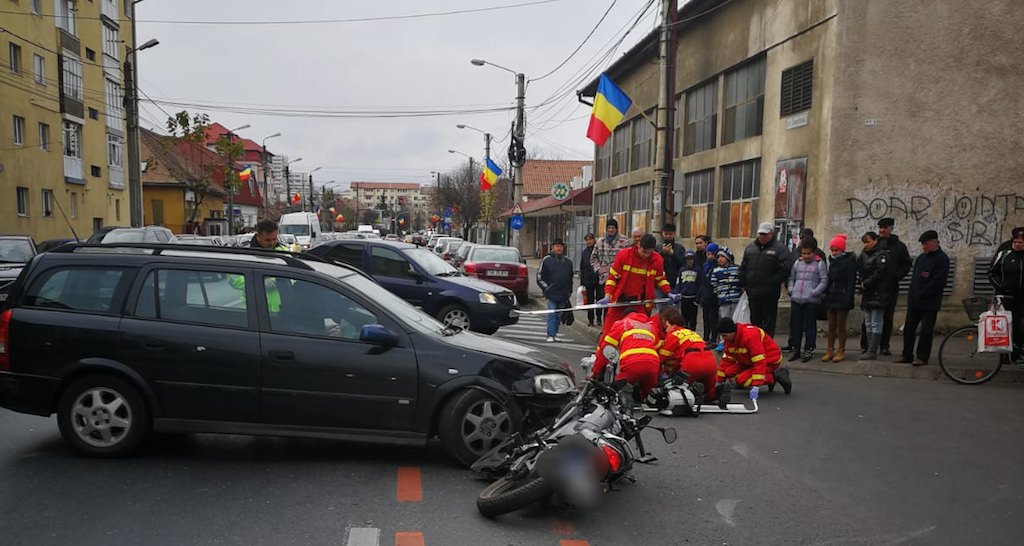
938,326,1006,385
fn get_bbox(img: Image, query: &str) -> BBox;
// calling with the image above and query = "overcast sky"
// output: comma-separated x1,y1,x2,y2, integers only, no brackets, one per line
135,0,660,189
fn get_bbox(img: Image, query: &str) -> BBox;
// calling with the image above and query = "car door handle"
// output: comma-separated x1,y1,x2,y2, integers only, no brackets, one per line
269,350,294,362
142,340,165,350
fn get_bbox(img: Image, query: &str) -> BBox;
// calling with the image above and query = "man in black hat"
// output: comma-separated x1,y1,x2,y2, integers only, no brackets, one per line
861,217,912,355
660,223,687,288
897,230,950,365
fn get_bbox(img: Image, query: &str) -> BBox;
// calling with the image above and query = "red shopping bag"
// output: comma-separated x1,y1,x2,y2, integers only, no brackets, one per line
978,308,1013,353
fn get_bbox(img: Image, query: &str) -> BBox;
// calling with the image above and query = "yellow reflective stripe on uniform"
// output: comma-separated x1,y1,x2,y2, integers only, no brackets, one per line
742,377,753,387
620,347,659,359
731,348,748,354
759,329,766,341
621,328,656,342
673,329,704,344
603,335,619,346
655,340,664,349
657,279,670,288
751,374,765,380
717,370,727,377
609,267,619,276
751,354,766,362
605,279,618,286
658,349,673,357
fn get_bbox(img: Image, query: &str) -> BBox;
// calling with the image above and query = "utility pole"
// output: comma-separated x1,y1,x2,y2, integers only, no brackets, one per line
124,6,158,228
652,0,678,233
225,137,235,235
285,164,291,212
511,72,526,251
308,174,313,213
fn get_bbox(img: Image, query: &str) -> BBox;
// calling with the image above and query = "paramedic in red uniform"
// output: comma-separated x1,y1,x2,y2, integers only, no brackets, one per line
717,317,792,394
598,234,674,337
591,311,663,399
655,308,729,407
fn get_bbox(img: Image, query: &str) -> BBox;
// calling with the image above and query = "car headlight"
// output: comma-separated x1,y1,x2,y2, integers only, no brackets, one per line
479,292,498,304
534,374,575,395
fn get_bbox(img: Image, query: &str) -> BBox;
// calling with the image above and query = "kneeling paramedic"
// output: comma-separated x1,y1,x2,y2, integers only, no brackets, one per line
717,317,792,395
591,311,663,399
656,307,728,408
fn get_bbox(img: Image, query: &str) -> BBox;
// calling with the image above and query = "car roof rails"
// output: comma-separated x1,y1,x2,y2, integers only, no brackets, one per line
50,243,328,271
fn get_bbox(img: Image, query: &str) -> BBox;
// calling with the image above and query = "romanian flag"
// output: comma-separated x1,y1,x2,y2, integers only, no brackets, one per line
335,214,344,222
238,167,252,182
480,158,502,190
291,193,301,204
586,73,632,147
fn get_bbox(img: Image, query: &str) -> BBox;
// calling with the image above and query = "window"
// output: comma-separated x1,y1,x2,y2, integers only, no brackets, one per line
610,187,628,214
718,159,761,238
55,0,76,35
13,115,25,145
115,199,121,221
61,54,83,101
102,23,119,61
264,277,378,340
32,0,43,15
678,170,714,238
85,48,95,61
107,133,123,168
41,189,54,217
26,267,127,313
90,165,101,177
723,57,765,144
88,108,98,120
684,79,718,155
611,124,629,176
39,122,49,150
629,115,653,170
105,78,123,122
594,192,610,216
8,43,21,74
70,192,78,218
134,269,249,328
151,199,164,225
371,246,414,279
630,183,650,211
326,244,363,268
33,54,44,84
63,121,81,158
16,187,29,216
780,59,813,117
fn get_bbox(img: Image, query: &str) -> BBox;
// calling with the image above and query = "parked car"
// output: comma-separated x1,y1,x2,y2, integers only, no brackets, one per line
175,235,218,246
461,245,529,303
0,235,36,304
0,243,574,466
308,240,519,334
452,242,476,269
35,238,77,253
88,226,177,244
384,234,400,241
84,226,127,244
279,212,322,249
411,233,426,247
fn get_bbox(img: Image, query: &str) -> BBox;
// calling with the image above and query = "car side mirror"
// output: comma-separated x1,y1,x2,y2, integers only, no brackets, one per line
408,266,423,282
360,324,399,346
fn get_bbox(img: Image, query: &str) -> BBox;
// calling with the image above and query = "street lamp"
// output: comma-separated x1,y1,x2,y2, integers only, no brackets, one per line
260,132,281,212
308,166,322,213
471,58,527,251
222,124,251,235
457,124,492,162
124,23,159,227
285,157,302,212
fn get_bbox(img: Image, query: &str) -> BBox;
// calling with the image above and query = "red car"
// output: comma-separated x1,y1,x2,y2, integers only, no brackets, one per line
461,245,528,303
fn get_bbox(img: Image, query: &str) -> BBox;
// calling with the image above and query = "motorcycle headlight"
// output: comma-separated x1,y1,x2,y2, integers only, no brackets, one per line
534,374,575,395
479,292,498,304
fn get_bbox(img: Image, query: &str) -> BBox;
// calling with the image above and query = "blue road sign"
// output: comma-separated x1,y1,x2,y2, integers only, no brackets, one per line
510,215,525,230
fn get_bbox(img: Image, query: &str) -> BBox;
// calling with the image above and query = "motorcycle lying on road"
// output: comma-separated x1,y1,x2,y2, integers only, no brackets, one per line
471,347,678,518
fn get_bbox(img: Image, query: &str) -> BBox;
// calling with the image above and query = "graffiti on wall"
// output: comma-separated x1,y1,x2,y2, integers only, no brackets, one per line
839,185,1024,248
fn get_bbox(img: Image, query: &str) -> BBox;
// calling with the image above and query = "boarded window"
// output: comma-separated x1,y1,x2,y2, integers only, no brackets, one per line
677,170,714,238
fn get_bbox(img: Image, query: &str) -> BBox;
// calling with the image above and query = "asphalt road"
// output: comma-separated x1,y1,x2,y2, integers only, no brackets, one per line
3,338,1023,546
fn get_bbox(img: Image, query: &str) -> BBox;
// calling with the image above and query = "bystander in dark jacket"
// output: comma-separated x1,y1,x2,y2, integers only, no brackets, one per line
899,230,950,366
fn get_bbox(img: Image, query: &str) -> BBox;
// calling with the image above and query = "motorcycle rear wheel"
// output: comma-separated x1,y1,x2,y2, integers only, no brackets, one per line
476,475,552,518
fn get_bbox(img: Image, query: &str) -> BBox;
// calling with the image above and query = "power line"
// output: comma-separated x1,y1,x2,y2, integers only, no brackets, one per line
530,0,618,82
0,0,568,26
142,97,516,119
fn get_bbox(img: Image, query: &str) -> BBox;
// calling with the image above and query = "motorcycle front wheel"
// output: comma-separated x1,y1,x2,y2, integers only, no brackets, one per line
476,474,553,518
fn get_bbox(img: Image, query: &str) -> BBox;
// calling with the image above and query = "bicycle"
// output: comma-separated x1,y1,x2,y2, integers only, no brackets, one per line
938,296,1020,385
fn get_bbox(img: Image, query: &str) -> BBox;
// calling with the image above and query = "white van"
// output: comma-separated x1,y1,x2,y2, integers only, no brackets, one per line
278,212,322,249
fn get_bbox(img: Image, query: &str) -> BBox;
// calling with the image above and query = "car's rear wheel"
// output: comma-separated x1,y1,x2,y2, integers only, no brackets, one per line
439,390,517,467
438,304,471,331
57,375,149,457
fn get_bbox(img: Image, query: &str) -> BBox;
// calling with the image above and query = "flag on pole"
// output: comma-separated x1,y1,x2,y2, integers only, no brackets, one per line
480,158,502,190
291,193,301,204
586,73,633,147
238,167,252,182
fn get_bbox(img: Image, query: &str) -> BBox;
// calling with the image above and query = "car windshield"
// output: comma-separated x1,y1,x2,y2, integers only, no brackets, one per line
101,230,146,243
0,239,35,262
280,224,310,236
405,247,459,276
303,260,445,335
471,248,520,263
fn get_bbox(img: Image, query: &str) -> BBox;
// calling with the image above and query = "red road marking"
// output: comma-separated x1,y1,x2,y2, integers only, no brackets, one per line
551,518,578,536
395,531,425,546
396,467,423,503
560,541,589,546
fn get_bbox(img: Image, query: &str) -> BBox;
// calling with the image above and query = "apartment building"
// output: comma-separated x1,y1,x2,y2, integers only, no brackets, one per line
1,0,134,240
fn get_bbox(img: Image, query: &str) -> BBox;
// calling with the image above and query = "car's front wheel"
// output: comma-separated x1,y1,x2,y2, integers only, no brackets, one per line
437,304,471,331
439,389,518,467
57,375,149,457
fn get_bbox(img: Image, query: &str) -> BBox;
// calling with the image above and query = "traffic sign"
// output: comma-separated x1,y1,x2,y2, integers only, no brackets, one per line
511,202,524,216
510,215,525,230
551,182,570,201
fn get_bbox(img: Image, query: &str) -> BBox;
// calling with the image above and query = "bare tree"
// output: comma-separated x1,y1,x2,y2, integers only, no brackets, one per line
433,162,483,240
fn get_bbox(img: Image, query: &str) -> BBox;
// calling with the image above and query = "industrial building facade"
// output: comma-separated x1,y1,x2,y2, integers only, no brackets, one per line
585,0,1024,319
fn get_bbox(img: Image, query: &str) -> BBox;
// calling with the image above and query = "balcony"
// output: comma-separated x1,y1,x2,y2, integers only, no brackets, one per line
109,166,125,189
101,0,120,21
64,155,84,184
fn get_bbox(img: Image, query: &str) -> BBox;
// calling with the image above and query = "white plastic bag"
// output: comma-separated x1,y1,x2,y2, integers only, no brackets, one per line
732,293,750,323
575,285,587,307
978,305,1013,353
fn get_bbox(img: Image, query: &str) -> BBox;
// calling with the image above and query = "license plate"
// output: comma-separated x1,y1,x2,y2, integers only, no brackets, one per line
488,270,509,277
